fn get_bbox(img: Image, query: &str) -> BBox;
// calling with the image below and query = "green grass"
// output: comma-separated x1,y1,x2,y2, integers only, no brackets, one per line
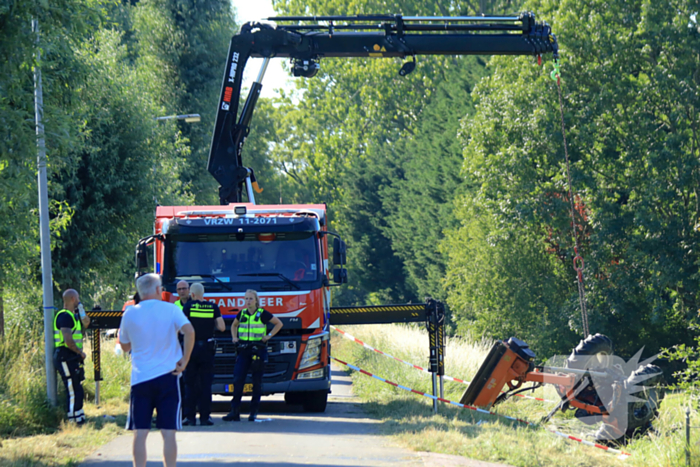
0,412,128,467
331,324,700,467
0,326,130,466
0,325,64,437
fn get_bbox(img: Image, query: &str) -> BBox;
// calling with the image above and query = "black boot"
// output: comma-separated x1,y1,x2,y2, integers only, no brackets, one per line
222,408,240,422
248,411,257,422
182,417,196,426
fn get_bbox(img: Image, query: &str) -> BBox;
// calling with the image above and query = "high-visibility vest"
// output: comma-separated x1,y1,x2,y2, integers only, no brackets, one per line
238,308,266,342
189,302,216,319
53,309,83,349
174,299,185,310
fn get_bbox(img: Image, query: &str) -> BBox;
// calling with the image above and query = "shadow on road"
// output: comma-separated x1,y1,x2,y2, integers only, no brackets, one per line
86,462,368,467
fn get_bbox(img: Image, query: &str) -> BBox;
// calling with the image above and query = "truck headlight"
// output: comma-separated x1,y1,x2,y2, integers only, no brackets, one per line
299,337,322,369
296,368,324,380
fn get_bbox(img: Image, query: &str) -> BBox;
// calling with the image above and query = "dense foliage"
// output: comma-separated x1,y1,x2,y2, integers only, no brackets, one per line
271,0,700,360
0,0,238,316
1,0,698,368
446,0,700,357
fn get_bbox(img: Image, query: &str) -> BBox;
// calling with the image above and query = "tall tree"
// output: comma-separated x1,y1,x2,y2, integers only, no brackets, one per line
446,0,700,356
0,0,100,317
51,28,192,306
381,56,488,301
129,0,237,205
272,0,516,305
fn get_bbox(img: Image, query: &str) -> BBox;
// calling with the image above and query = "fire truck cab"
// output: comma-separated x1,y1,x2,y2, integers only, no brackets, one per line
136,202,347,412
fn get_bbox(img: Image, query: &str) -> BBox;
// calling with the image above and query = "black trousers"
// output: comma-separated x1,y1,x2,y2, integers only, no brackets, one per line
230,344,267,416
54,348,85,424
183,340,215,420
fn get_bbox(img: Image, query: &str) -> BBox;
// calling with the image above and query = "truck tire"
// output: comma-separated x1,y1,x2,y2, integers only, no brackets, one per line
625,364,665,437
302,390,328,412
284,392,304,405
566,334,614,371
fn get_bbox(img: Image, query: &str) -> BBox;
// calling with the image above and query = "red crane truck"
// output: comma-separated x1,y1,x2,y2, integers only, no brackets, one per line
134,202,344,411
129,12,559,413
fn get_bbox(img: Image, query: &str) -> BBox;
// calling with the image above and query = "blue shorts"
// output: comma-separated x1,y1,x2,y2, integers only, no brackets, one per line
127,373,181,430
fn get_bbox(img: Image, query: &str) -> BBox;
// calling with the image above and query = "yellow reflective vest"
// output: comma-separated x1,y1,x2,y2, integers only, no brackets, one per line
238,308,266,342
53,309,83,350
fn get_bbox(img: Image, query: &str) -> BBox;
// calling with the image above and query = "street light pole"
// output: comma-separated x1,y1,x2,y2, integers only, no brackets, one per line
154,114,201,123
33,18,57,406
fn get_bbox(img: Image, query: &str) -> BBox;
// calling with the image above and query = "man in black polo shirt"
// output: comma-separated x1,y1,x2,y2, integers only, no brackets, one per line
181,283,225,426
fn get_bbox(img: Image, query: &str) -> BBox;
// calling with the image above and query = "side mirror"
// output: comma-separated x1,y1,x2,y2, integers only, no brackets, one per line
333,237,347,266
332,268,348,284
135,242,149,272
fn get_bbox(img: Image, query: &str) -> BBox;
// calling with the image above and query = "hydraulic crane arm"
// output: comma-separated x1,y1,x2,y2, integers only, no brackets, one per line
208,12,559,205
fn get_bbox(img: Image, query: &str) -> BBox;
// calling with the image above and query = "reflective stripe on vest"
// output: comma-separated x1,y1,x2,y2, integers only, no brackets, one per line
238,308,266,341
189,303,215,319
174,300,183,310
53,309,83,349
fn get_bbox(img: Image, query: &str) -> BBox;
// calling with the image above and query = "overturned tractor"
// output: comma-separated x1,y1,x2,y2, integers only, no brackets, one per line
460,334,665,442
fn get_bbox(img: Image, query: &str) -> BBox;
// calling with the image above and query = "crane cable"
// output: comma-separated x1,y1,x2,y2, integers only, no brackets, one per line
551,60,590,338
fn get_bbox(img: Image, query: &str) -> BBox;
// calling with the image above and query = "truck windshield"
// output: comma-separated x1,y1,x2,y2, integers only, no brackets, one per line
165,231,319,289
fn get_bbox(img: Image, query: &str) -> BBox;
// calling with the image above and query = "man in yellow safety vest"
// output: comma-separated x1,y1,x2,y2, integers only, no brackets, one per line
53,289,89,424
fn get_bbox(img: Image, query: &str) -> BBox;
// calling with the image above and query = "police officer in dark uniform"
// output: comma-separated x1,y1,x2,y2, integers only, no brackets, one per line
223,289,283,422
54,289,90,425
181,283,224,426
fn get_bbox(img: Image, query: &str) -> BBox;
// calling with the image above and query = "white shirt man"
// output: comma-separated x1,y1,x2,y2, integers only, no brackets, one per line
119,274,194,467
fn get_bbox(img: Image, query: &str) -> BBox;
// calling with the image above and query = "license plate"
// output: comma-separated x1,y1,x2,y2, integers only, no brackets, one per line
225,383,254,393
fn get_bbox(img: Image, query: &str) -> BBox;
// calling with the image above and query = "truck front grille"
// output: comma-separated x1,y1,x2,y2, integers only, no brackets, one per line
213,358,289,379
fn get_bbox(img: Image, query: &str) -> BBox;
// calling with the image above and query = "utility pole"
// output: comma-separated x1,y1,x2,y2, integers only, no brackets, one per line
0,287,5,337
33,18,57,406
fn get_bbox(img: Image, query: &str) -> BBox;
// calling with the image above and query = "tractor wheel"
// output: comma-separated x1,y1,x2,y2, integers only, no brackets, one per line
566,334,614,371
594,364,666,444
556,334,614,400
625,364,665,438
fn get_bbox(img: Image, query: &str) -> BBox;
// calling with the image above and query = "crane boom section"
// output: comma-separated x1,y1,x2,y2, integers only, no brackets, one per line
208,13,558,205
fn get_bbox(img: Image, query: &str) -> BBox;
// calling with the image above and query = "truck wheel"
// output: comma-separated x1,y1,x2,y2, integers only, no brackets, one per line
566,333,614,371
625,364,665,437
284,392,304,405
302,390,328,412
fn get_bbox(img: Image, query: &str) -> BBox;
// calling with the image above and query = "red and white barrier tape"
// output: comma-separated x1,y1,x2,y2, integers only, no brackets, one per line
330,326,556,404
331,356,631,458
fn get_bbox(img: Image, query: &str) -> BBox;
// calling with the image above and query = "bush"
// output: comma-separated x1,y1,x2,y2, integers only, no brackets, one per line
661,327,700,400
0,324,63,436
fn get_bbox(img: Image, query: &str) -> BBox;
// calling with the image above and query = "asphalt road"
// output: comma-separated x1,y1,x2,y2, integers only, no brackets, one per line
81,366,510,467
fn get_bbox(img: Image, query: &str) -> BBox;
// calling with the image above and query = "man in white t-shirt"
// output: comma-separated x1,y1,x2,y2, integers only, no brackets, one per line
119,274,195,467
